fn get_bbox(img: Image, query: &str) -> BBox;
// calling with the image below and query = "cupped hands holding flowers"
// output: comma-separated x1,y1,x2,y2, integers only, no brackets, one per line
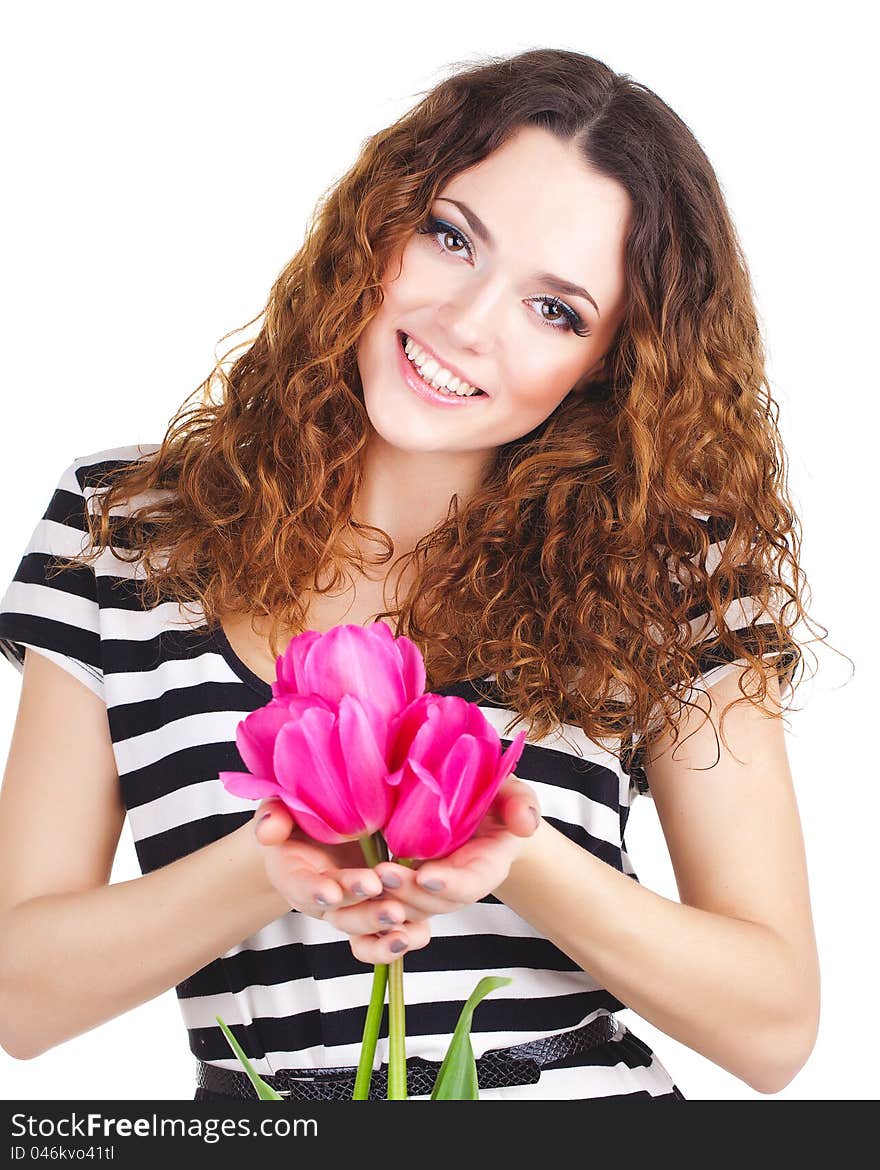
252,768,540,966
217,622,541,1099
224,622,540,966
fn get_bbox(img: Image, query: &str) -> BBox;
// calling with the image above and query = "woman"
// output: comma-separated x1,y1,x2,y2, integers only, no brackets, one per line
0,48,823,1100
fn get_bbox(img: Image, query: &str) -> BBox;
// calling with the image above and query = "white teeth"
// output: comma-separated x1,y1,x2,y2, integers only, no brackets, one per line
403,335,483,397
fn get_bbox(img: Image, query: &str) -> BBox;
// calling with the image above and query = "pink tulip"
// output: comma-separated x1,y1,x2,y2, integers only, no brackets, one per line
219,691,394,844
222,694,306,789
220,624,425,843
271,622,427,725
382,693,527,861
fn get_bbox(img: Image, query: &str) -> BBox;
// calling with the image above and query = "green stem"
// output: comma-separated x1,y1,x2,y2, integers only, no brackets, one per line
387,855,415,1100
352,832,389,1100
353,962,387,1100
387,955,407,1099
359,832,384,868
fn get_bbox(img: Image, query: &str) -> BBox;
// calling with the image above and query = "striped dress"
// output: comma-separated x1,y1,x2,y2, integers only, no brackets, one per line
0,443,797,1100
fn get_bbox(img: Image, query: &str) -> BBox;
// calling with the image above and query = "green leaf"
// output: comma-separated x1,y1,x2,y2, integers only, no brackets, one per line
215,1015,285,1101
430,976,513,1100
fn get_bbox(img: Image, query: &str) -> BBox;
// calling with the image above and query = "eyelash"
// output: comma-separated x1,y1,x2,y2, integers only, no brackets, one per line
415,216,592,338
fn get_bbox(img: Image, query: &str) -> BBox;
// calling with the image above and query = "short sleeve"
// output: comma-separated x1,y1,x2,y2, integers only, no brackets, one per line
0,458,105,701
671,512,800,700
624,511,801,799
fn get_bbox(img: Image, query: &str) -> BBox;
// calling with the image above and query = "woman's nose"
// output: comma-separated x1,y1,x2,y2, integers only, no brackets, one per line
438,274,506,350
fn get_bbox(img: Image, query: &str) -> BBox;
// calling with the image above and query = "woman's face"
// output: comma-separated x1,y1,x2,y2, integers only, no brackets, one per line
356,125,631,457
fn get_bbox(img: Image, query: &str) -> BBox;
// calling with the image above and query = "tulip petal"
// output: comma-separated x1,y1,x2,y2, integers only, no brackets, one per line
464,702,502,768
235,699,294,780
498,730,528,781
273,630,323,698
442,736,504,852
406,703,451,771
388,631,427,701
440,734,491,824
383,758,453,860
421,695,482,776
218,771,280,802
273,709,365,837
300,625,410,723
387,697,433,771
285,693,335,719
335,694,393,833
448,733,528,852
275,793,353,844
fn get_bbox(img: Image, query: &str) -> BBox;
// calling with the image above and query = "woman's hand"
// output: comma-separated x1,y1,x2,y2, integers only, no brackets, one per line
252,775,541,964
252,799,389,913
354,773,541,964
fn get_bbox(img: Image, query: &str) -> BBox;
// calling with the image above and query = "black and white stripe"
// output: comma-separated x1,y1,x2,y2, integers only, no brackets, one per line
0,443,802,1098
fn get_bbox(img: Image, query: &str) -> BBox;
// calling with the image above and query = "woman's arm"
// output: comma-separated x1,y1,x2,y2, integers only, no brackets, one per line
0,647,535,1059
0,819,293,1060
493,662,820,1095
0,650,291,1059
0,651,418,1060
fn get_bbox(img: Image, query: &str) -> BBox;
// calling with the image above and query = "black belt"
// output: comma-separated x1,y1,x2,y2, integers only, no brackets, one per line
196,1012,617,1100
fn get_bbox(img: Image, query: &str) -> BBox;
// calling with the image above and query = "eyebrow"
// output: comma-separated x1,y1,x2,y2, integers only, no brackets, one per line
435,196,601,318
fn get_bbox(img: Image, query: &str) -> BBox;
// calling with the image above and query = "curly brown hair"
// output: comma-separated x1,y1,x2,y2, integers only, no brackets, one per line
54,47,843,775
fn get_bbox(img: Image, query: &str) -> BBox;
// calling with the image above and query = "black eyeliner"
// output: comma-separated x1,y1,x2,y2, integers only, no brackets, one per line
417,215,591,338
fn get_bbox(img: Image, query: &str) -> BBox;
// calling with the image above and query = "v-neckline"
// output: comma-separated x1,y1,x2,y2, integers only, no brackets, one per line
210,620,274,701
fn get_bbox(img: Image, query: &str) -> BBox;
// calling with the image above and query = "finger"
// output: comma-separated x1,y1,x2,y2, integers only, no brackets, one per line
495,776,541,837
348,919,431,965
501,794,541,837
414,831,515,904
324,895,420,936
273,859,346,914
368,862,460,917
253,800,296,845
374,861,414,891
336,868,385,902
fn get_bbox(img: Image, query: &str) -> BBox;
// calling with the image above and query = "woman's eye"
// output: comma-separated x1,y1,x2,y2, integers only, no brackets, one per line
415,215,591,339
416,216,471,258
532,296,590,337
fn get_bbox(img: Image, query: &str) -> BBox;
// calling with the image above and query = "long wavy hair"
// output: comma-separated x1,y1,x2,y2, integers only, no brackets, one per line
57,47,841,769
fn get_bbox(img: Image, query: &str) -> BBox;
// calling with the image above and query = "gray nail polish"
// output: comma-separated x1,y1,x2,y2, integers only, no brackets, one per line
389,939,408,953
353,883,367,896
422,879,444,892
378,912,398,925
381,873,401,889
314,894,329,906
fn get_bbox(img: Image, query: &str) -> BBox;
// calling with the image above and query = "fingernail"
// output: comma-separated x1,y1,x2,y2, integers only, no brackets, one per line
390,939,408,953
530,807,540,828
381,873,401,889
353,883,367,896
314,894,329,906
258,812,272,824
421,879,444,892
378,912,399,925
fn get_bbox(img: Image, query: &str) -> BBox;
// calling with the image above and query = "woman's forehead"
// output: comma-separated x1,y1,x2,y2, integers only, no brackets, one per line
437,128,631,318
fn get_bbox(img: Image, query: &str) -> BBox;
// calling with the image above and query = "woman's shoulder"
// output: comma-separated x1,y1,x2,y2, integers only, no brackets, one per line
70,441,163,490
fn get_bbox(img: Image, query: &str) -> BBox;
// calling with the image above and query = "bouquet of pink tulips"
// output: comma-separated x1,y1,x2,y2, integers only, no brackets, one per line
216,622,527,1100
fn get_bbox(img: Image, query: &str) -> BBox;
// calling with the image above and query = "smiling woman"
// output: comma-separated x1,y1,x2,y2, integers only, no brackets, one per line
0,46,831,1101
356,125,629,457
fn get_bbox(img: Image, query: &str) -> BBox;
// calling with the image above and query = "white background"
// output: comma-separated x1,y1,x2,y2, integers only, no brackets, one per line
0,0,875,1101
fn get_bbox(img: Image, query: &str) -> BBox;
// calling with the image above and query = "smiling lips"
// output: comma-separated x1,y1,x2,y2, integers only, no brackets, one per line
400,331,488,398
